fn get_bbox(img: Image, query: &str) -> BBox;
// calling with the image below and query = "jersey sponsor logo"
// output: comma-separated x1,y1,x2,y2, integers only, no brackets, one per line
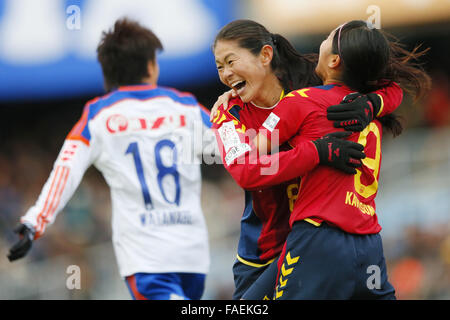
106,113,186,134
262,112,280,132
106,114,128,133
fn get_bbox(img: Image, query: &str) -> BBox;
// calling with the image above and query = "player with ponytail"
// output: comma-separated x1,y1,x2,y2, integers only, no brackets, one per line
211,19,404,299
224,20,431,299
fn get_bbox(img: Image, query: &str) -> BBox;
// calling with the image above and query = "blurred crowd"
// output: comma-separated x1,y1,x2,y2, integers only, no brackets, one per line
0,70,449,299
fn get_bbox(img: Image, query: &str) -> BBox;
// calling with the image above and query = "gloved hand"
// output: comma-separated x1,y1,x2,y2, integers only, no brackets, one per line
327,92,381,132
7,223,35,262
312,131,366,174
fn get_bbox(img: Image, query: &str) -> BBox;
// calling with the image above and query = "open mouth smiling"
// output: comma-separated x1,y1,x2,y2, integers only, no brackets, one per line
231,80,246,94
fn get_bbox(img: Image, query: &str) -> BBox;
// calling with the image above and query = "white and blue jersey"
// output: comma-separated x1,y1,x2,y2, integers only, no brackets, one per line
21,84,212,277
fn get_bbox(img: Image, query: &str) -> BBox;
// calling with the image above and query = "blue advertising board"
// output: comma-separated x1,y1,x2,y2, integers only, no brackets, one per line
0,0,237,101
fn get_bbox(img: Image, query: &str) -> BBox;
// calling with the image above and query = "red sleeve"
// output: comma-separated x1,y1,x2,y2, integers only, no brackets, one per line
373,82,403,117
213,121,318,190
262,90,317,146
212,98,319,190
226,137,319,190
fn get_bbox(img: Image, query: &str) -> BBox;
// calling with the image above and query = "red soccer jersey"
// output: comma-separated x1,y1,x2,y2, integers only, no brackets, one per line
212,98,315,264
261,83,403,234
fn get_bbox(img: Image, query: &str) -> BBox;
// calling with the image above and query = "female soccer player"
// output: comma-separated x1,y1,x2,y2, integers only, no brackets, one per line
211,19,403,299
219,20,431,299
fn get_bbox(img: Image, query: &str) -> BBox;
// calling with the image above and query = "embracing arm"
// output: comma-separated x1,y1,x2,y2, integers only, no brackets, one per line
211,101,319,190
213,117,364,190
327,81,404,131
224,136,320,190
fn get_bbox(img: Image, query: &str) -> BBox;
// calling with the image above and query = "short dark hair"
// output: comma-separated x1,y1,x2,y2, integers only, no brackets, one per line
97,18,163,92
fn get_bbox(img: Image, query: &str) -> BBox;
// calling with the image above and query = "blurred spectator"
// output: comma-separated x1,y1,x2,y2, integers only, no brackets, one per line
390,257,425,299
424,72,450,127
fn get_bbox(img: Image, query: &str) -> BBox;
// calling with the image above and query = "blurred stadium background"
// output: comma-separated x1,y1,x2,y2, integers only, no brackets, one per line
0,0,449,300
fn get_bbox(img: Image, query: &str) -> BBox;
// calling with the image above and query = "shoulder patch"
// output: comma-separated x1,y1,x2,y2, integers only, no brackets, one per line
262,112,280,132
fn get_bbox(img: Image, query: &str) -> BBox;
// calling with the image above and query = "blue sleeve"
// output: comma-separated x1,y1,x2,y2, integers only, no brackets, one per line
199,106,212,129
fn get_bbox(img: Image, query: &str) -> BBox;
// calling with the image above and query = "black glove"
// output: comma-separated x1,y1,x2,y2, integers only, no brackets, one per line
327,92,381,132
312,132,366,174
7,223,35,262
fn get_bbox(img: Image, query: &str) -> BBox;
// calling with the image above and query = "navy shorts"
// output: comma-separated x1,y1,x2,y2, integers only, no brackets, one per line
274,221,396,300
241,258,279,300
125,272,206,300
232,258,277,300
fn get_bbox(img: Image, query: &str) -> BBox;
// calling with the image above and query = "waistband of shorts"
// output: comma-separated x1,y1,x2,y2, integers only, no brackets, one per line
236,254,276,268
296,218,339,230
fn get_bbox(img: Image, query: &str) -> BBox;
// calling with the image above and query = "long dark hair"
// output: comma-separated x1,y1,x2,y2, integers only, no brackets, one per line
213,19,321,92
331,20,431,136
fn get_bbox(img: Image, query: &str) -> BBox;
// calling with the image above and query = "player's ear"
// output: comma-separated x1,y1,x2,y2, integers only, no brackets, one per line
146,59,159,85
328,54,341,69
260,44,274,67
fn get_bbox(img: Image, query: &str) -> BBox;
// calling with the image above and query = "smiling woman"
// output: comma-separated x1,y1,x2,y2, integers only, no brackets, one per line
209,19,412,300
211,19,322,300
214,20,431,300
213,20,320,106
209,19,381,300
214,40,283,107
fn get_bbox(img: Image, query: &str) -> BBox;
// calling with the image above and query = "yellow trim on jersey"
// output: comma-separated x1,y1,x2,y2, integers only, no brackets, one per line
284,88,310,98
297,88,310,97
213,112,226,125
304,218,322,227
279,89,285,100
236,254,276,268
376,93,384,117
285,92,295,98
